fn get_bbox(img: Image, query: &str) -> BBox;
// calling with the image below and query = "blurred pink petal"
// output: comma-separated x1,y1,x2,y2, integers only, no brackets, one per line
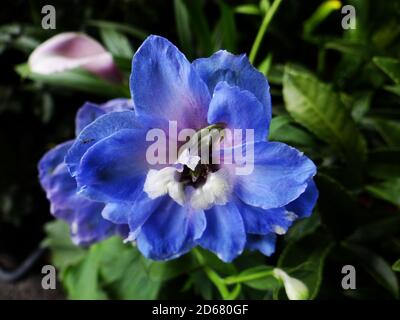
28,32,123,83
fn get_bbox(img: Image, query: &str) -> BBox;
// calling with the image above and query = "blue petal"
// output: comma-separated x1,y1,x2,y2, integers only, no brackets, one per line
38,140,74,190
69,200,117,246
235,198,294,235
233,141,316,209
38,141,76,220
207,82,268,142
66,111,139,177
197,202,246,262
100,98,134,113
130,35,210,130
286,179,318,218
75,99,133,136
76,129,149,203
75,102,105,136
246,233,276,256
127,193,168,238
38,141,121,246
193,50,271,128
101,202,130,224
136,199,206,260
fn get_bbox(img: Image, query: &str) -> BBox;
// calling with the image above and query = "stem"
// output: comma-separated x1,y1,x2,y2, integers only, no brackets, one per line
224,270,274,285
249,0,284,64
192,248,231,299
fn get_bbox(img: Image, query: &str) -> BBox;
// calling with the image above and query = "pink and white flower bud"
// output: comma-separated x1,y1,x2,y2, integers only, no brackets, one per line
28,32,122,83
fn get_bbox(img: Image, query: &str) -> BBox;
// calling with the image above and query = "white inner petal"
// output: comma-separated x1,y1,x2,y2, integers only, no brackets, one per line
144,167,185,205
190,168,232,210
177,148,201,171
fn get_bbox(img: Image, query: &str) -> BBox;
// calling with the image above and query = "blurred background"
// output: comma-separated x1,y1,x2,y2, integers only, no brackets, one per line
0,0,399,299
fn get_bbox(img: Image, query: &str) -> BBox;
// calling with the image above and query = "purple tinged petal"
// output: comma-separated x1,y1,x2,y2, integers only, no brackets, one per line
130,35,210,130
38,140,121,245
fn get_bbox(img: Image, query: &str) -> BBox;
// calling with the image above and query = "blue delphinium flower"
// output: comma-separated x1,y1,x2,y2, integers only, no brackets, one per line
39,99,132,245
64,35,318,262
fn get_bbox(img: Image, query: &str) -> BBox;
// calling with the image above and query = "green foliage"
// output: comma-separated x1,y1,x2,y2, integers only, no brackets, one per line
283,65,367,165
43,220,174,299
15,63,129,98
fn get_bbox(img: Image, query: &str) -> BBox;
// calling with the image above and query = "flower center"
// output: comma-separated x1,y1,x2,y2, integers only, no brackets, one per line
143,123,231,210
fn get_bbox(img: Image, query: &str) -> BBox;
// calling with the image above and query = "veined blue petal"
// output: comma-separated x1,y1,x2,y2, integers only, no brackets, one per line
38,140,74,190
130,35,210,130
38,140,122,246
75,99,133,136
193,50,271,129
197,202,246,262
101,202,130,225
136,199,206,260
75,102,106,136
247,233,276,256
76,129,149,203
232,141,316,209
69,200,115,246
100,98,134,113
235,198,294,235
286,179,318,218
207,82,268,142
66,111,139,177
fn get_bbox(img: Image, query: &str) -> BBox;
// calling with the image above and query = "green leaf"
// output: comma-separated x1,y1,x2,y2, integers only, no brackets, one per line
257,53,273,76
303,0,341,37
62,245,108,300
367,148,400,180
216,1,237,53
367,118,400,148
99,27,133,58
269,120,318,149
276,229,334,299
235,4,261,15
15,63,129,98
148,254,196,282
316,174,358,239
366,178,400,207
284,211,321,243
373,57,400,84
174,0,192,58
344,243,399,298
347,215,400,244
105,254,162,300
351,91,372,122
384,85,400,96
185,0,213,56
42,220,86,271
283,65,367,164
88,20,148,40
393,260,400,272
